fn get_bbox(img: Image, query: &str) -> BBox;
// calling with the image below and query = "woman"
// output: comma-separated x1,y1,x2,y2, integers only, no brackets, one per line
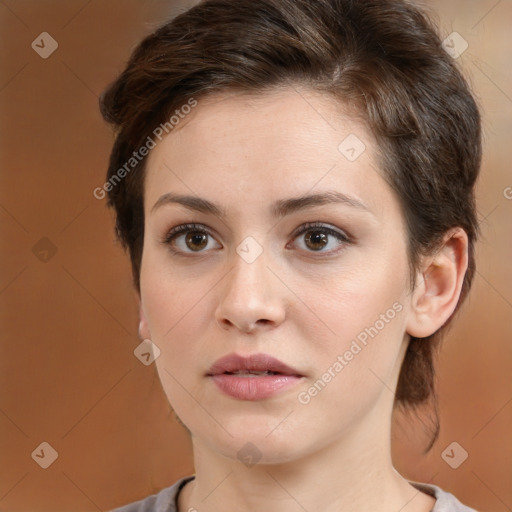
100,0,481,510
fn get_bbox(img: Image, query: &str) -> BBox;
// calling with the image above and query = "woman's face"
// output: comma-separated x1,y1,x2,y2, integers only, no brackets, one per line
139,88,415,464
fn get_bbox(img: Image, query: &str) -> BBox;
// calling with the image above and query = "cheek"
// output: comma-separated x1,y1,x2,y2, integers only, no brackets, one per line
142,266,215,418
141,246,215,332
294,286,407,434
313,253,408,345
302,253,409,396
140,256,215,370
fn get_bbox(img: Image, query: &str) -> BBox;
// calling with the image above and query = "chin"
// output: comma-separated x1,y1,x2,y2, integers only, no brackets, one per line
220,437,306,467
198,415,309,463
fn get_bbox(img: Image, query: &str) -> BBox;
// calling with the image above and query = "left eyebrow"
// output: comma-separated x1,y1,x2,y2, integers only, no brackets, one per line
270,191,372,219
151,190,373,219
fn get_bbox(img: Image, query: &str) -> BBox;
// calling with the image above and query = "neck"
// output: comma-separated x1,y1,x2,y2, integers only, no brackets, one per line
178,402,435,512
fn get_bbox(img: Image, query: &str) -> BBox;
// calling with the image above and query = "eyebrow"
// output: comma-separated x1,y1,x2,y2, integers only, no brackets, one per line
151,190,371,219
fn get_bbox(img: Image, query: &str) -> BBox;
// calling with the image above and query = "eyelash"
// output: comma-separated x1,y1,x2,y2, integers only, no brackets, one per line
161,222,352,258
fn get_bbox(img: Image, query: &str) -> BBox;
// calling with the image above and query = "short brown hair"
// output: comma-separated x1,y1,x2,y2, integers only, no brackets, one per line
99,0,481,433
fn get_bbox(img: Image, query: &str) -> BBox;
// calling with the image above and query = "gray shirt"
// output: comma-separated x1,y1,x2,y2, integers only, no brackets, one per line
111,476,478,512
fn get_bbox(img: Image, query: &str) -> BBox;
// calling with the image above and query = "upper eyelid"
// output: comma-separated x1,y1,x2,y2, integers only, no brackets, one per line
162,222,218,243
291,222,350,240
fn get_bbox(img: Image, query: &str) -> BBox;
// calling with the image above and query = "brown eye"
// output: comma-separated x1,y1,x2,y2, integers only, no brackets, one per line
185,231,208,251
291,222,350,255
163,223,221,255
304,230,329,251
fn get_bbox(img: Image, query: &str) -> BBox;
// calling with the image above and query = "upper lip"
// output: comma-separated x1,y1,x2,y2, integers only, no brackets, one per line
207,353,303,376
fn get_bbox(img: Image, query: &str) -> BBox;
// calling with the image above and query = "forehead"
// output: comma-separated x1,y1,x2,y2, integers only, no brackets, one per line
155,87,363,153
143,87,395,220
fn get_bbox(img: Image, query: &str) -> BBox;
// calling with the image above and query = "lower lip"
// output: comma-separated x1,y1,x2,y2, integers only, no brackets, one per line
210,374,303,401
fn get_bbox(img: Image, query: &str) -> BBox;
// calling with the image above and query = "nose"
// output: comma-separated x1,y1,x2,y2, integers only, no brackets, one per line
214,248,286,334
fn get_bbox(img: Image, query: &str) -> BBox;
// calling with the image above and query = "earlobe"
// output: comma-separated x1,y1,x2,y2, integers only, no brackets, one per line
406,228,469,339
138,302,152,341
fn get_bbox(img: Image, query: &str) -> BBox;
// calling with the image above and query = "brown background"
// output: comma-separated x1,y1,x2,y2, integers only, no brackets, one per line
0,1,511,511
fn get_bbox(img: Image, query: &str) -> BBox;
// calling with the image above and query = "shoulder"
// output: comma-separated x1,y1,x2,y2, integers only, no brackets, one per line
110,476,195,512
410,482,479,512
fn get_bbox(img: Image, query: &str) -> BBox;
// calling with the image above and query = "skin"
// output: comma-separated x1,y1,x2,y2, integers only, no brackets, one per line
138,87,468,512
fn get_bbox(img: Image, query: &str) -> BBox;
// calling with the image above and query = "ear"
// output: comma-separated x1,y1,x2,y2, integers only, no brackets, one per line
138,300,152,341
406,228,469,338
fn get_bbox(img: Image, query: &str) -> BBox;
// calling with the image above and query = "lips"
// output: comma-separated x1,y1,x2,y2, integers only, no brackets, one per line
207,353,303,377
207,353,304,401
